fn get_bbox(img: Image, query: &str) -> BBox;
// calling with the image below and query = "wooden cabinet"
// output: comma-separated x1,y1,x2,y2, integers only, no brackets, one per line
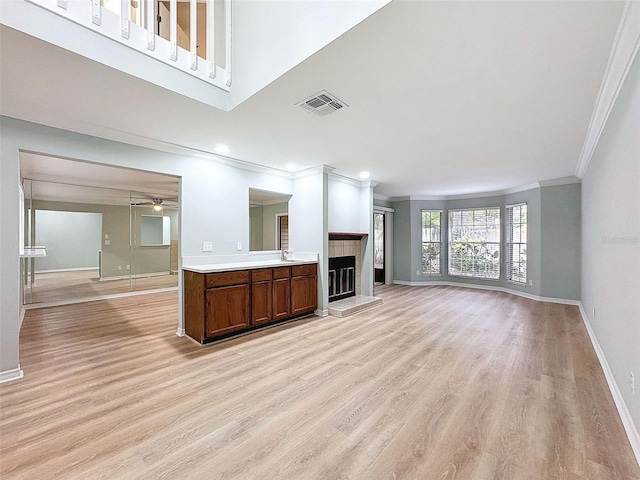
291,264,318,316
272,267,291,321
251,269,273,325
205,284,250,337
184,263,317,344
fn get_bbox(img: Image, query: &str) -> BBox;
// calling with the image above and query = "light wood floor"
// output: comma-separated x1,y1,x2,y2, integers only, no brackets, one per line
1,285,638,479
26,269,178,304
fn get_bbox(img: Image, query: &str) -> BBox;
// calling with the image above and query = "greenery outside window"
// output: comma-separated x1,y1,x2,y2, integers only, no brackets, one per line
421,210,442,275
448,208,500,279
506,203,527,284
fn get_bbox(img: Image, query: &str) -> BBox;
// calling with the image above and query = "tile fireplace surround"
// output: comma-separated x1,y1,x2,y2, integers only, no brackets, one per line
328,238,363,296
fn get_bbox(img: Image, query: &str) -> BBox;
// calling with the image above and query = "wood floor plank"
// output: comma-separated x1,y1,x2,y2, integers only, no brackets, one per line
1,285,639,479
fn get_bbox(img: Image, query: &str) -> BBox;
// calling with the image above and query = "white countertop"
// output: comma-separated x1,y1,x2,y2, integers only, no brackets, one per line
183,259,317,274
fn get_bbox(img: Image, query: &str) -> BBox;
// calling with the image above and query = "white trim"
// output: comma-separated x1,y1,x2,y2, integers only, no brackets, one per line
378,176,582,203
293,165,335,179
576,0,640,178
329,172,365,187
578,303,640,466
391,280,580,305
100,271,171,281
373,206,395,213
314,309,329,317
175,327,185,337
24,286,178,309
373,193,392,202
538,176,582,188
0,366,24,384
35,267,98,273
503,182,540,195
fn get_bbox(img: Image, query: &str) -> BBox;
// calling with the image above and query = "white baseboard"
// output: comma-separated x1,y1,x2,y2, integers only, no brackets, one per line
24,286,178,310
315,309,329,317
100,271,171,281
175,327,185,337
392,280,580,306
0,366,24,384
578,304,640,467
35,267,98,273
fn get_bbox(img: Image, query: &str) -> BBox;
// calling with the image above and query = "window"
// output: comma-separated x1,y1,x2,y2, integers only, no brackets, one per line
506,204,527,284
421,210,442,275
448,208,500,279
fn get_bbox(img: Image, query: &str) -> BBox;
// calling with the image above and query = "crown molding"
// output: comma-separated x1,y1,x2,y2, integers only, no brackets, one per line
292,165,335,179
377,176,582,203
575,0,640,178
538,176,582,188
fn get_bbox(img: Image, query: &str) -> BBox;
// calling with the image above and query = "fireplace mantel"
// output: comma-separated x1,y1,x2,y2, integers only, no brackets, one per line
328,232,367,241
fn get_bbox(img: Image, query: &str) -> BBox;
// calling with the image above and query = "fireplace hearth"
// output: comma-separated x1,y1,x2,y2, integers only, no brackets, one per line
328,256,356,302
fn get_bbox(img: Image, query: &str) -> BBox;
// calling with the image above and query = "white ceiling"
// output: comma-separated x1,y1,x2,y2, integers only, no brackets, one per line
0,0,624,197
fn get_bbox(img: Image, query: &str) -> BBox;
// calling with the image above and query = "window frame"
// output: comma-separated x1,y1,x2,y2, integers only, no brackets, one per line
506,203,527,285
421,210,443,276
447,207,501,280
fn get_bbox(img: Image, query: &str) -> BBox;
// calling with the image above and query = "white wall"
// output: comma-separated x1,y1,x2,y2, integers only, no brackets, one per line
327,176,375,296
581,52,640,439
0,116,292,379
289,168,327,313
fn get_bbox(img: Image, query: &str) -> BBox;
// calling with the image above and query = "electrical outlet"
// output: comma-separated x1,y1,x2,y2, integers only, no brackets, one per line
202,241,213,252
237,242,242,251
528,279,533,286
104,240,111,246
126,265,130,270
416,270,421,276
631,372,635,394
117,265,122,271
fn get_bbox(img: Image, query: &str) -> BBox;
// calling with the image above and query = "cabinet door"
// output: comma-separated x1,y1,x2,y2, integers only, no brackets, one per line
273,277,291,321
291,275,317,316
251,280,273,325
205,284,250,338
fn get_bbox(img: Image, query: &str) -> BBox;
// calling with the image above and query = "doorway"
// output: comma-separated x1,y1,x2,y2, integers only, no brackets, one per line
374,211,385,284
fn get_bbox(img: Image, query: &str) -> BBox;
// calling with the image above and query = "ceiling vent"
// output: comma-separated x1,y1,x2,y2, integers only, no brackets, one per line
296,91,349,117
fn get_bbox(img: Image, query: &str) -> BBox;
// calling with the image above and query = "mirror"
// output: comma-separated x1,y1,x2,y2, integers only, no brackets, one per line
141,215,171,246
249,188,291,251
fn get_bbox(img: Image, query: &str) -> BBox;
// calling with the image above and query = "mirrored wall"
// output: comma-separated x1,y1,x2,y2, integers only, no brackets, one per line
21,179,179,305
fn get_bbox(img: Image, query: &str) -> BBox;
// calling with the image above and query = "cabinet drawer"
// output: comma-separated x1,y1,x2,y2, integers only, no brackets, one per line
252,268,273,282
273,267,291,279
206,270,250,288
292,264,317,277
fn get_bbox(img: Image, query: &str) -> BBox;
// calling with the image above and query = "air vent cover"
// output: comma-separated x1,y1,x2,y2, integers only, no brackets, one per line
296,91,349,117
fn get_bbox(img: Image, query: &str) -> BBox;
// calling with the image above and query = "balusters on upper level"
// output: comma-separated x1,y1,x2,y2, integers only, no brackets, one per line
33,0,230,90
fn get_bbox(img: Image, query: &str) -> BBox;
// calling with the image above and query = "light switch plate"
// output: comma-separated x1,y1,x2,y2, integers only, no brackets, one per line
237,242,242,251
202,241,213,252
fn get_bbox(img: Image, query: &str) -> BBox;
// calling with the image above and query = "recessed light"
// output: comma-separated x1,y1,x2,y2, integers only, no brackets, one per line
215,144,230,154
285,163,298,171
359,171,370,179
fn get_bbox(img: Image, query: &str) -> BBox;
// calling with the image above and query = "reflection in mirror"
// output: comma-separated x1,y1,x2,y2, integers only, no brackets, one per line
249,188,291,252
140,215,170,246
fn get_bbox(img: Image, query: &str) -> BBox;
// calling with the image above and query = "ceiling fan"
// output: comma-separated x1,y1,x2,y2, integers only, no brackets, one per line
130,197,179,210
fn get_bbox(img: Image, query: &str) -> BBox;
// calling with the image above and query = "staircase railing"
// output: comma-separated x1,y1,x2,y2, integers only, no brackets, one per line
26,0,231,90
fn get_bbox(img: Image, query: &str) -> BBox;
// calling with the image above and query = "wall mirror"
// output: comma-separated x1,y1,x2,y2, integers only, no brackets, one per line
140,215,170,246
249,188,291,251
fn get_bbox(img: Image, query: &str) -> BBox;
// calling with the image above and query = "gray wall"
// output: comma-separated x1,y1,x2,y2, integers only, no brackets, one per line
390,184,580,301
33,200,172,278
249,205,263,251
34,210,102,271
582,52,639,434
540,184,581,300
262,202,288,250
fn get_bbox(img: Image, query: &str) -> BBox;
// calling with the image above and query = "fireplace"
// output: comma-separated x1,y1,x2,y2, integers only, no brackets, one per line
328,256,356,302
